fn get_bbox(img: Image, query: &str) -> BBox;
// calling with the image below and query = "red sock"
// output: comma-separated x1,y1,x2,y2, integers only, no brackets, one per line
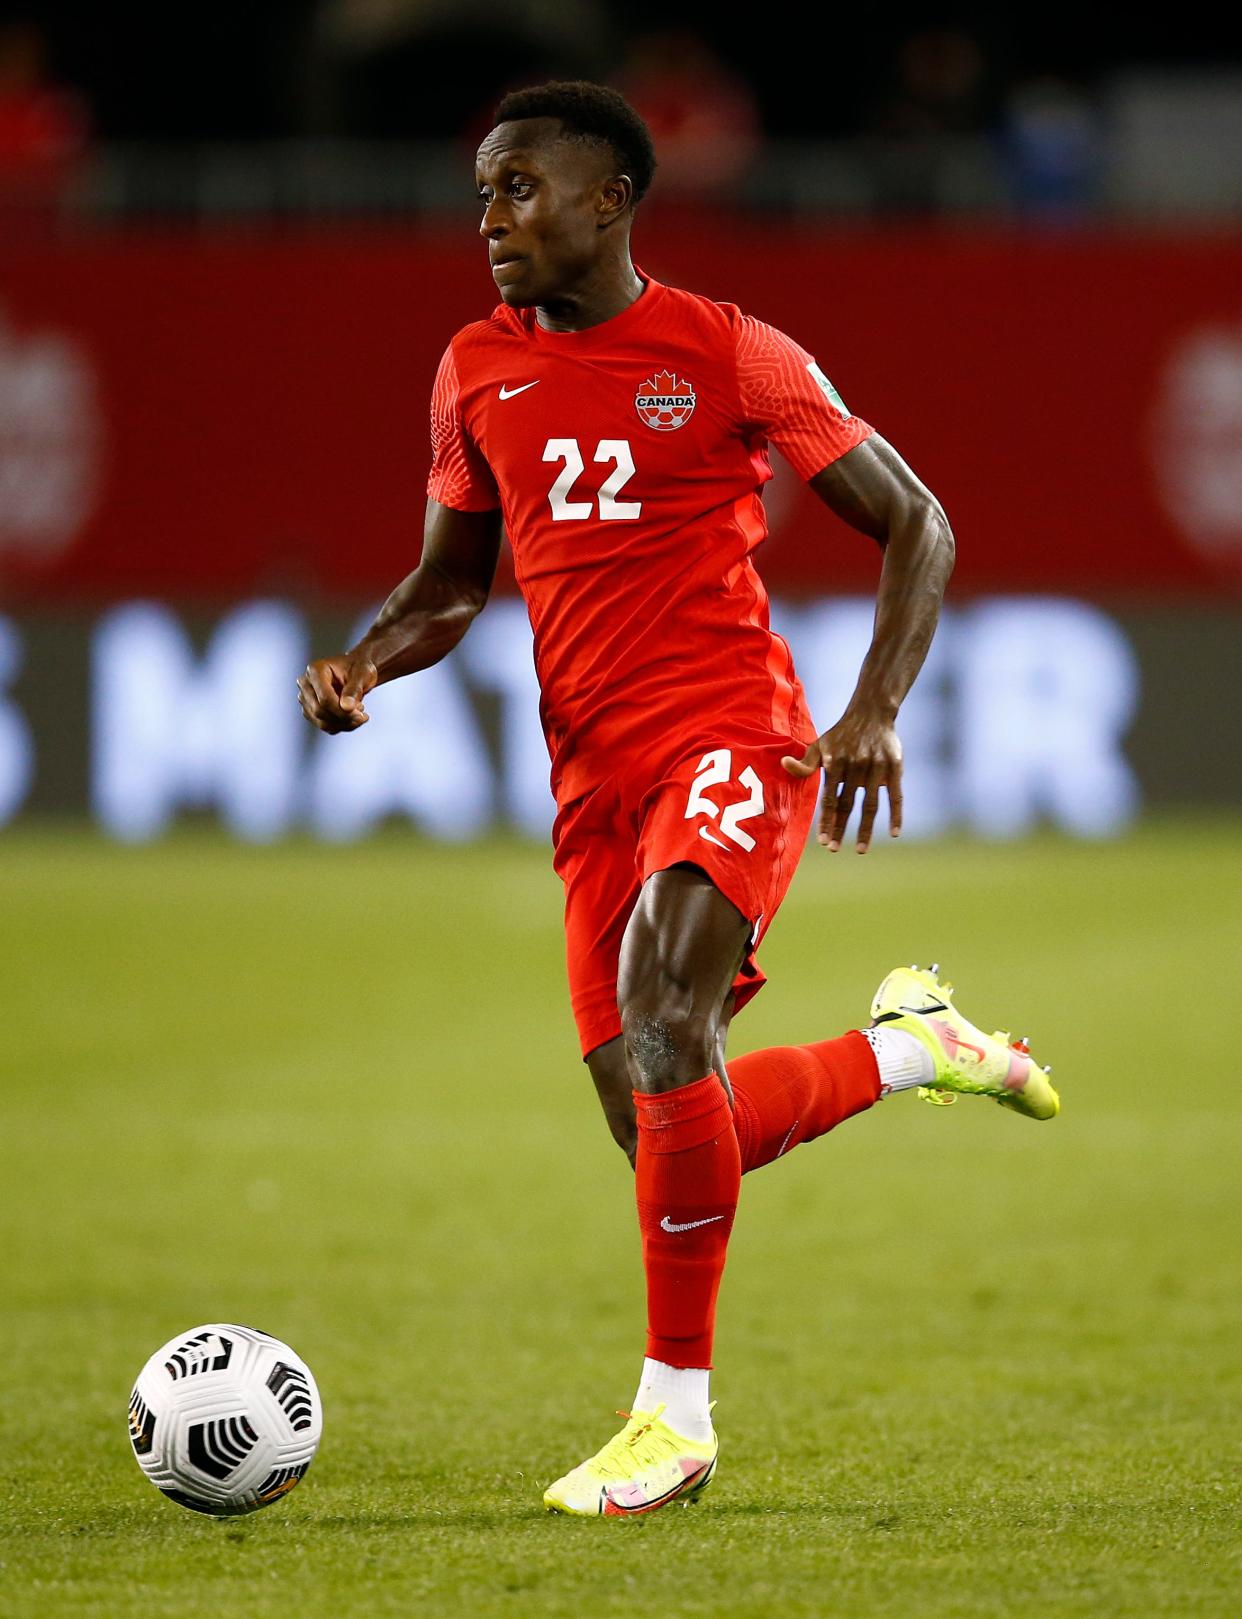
634,1074,740,1369
729,1031,881,1175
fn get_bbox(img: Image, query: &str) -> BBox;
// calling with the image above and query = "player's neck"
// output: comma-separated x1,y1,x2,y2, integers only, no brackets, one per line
534,259,646,334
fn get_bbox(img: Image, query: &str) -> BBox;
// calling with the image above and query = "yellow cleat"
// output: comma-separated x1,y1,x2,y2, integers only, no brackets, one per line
871,965,1060,1121
543,1405,718,1517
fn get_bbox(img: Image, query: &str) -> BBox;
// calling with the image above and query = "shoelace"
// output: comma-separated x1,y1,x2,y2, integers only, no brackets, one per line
588,1404,683,1481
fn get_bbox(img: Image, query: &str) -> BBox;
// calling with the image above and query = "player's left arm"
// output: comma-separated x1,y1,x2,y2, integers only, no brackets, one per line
782,435,955,852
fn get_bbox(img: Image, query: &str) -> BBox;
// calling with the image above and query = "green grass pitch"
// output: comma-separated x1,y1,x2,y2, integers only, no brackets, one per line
1,821,1240,1617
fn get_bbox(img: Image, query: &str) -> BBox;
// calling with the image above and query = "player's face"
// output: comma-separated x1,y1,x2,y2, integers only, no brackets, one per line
476,119,616,307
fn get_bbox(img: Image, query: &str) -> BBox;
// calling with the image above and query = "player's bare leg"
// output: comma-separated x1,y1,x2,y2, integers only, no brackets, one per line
586,991,738,1169
618,864,750,1086
617,863,747,1431
585,1040,639,1167
544,865,747,1514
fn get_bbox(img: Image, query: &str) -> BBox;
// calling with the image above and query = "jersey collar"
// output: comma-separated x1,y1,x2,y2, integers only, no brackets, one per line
525,267,663,346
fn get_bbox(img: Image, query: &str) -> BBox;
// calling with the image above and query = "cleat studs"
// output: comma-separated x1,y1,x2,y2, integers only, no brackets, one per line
929,962,940,975
1041,1064,1053,1074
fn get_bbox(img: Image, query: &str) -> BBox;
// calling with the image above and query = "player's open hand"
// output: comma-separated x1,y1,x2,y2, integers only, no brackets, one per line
781,712,903,853
297,654,378,734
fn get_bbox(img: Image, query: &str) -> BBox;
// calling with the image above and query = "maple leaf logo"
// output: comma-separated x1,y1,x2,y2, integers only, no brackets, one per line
635,368,697,430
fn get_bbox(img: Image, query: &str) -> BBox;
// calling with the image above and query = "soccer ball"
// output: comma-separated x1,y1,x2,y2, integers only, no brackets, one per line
127,1323,322,1516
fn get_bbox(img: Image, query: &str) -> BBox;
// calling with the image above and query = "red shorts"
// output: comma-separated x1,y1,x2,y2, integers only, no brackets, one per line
552,729,819,1058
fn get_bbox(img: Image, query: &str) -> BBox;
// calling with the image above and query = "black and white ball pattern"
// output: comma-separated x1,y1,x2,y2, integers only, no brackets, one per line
127,1323,322,1515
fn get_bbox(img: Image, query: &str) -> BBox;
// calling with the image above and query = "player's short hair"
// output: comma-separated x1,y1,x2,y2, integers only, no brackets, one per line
493,80,657,206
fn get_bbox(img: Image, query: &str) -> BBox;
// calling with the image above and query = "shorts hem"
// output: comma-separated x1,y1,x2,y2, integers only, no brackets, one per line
576,1006,623,1060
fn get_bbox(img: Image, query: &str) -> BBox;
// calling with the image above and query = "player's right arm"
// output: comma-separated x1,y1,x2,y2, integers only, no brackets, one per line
301,338,503,733
297,499,502,734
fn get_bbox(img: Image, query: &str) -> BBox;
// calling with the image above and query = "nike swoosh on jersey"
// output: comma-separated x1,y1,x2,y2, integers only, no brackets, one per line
498,380,540,400
660,1214,726,1234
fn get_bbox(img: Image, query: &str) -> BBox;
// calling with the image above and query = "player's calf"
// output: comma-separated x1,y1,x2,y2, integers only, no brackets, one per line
586,1037,639,1165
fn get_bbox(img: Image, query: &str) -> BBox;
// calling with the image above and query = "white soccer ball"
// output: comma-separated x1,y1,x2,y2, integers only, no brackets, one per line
127,1323,322,1516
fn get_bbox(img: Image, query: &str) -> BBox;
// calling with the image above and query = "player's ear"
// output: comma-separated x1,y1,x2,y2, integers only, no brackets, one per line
597,174,633,227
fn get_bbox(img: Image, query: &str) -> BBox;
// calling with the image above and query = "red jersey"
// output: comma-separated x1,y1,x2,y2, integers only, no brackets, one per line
427,269,872,802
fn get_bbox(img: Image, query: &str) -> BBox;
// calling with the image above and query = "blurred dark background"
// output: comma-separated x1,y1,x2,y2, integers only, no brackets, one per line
11,6,1241,139
4,5,1242,220
1,4,1240,841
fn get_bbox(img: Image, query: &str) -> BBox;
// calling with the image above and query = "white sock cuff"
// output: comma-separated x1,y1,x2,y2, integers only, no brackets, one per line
862,1025,935,1094
633,1358,713,1441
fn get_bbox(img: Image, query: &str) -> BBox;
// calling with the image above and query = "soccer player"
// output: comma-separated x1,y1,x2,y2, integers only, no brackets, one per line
298,81,1059,1517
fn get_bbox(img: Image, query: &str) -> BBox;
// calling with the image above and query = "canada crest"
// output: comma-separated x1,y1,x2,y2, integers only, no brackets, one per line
635,369,696,431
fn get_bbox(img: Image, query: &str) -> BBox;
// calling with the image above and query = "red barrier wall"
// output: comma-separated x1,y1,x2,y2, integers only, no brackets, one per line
2,223,1240,603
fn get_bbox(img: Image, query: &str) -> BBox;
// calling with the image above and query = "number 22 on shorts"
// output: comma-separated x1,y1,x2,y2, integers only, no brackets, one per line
684,749,765,852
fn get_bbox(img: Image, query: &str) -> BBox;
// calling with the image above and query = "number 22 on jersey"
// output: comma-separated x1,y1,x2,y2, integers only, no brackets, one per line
542,438,641,521
685,749,765,852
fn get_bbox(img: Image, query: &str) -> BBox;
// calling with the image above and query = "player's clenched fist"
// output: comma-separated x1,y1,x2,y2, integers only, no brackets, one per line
297,654,378,733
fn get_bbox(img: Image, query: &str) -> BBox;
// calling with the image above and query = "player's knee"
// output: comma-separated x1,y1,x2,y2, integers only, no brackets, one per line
620,999,716,1094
